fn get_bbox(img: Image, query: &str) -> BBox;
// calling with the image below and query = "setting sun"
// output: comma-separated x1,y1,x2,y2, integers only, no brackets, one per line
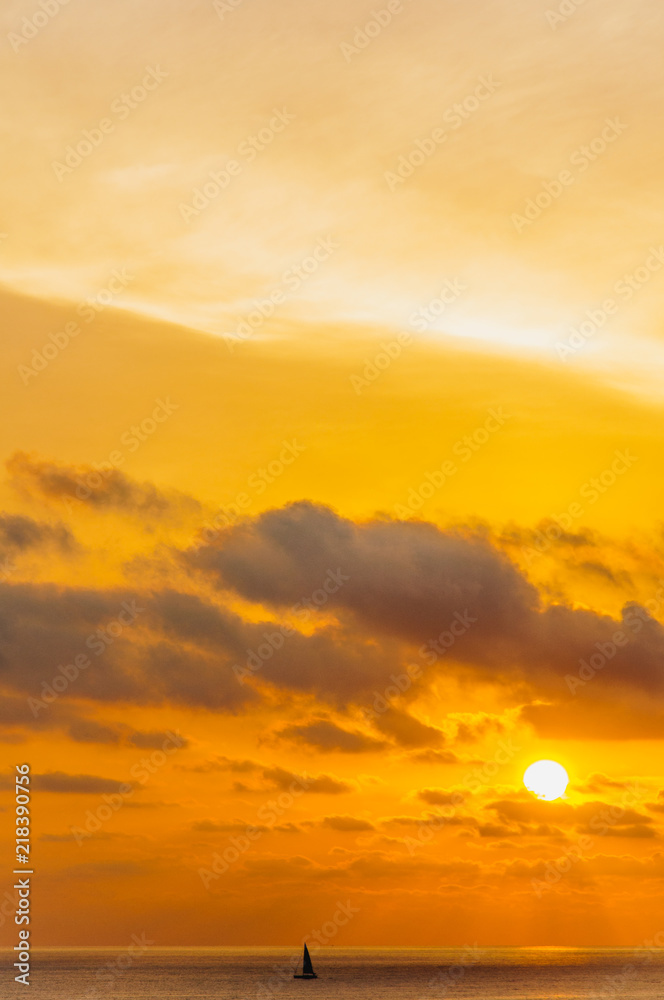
523,760,569,801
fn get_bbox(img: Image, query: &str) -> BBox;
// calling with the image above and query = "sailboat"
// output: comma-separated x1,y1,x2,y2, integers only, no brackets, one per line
293,943,318,979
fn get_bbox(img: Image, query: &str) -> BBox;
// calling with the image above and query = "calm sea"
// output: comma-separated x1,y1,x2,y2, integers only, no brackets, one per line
4,947,663,1000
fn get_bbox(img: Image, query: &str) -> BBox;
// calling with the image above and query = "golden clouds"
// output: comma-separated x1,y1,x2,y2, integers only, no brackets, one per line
1,0,664,380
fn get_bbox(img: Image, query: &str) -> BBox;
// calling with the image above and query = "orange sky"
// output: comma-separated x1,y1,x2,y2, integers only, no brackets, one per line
2,0,664,948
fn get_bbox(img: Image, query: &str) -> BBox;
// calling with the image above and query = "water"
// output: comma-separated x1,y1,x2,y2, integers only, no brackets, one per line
3,947,663,1000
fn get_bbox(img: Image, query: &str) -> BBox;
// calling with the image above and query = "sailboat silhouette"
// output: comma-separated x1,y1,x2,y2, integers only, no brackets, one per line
293,943,318,979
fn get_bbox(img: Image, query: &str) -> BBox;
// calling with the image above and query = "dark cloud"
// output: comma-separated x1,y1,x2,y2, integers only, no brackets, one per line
0,694,188,751
0,512,77,557
262,766,351,795
578,561,631,587
499,521,598,552
372,707,446,748
186,502,533,646
645,790,664,814
606,825,657,838
477,822,514,838
138,589,406,708
214,756,261,773
416,788,464,807
179,756,260,774
0,695,122,745
182,755,352,795
321,815,375,832
127,729,190,750
487,797,655,837
3,500,664,739
24,772,130,794
0,693,55,730
184,503,664,720
273,719,386,754
0,582,410,708
67,717,121,745
0,583,257,712
7,451,199,517
382,813,428,826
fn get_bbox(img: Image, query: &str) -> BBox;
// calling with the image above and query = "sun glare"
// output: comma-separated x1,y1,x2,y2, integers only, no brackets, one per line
523,760,569,801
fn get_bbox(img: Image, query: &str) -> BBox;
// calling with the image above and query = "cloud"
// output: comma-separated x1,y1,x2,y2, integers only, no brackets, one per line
0,583,258,712
605,825,657,839
0,695,124,745
0,581,410,721
476,822,514,838
646,793,664,815
179,756,264,775
18,771,131,794
127,729,190,750
201,845,664,897
183,755,353,795
502,852,664,884
4,501,664,739
578,561,632,588
145,588,406,708
573,773,637,794
321,815,375,832
416,788,464,807
372,707,447,748
407,749,463,765
486,797,655,837
67,717,122,745
185,502,534,647
7,451,199,518
499,521,598,552
450,712,506,743
184,503,664,728
262,766,352,795
0,694,188,751
383,814,449,828
272,719,386,753
192,820,286,834
0,513,77,557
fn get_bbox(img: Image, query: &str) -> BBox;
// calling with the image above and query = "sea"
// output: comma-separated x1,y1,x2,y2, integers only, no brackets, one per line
3,946,664,1000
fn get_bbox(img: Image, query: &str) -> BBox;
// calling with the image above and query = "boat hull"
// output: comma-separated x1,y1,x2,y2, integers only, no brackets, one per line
294,974,318,979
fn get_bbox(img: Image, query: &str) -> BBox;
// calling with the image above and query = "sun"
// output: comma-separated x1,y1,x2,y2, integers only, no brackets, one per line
523,759,569,801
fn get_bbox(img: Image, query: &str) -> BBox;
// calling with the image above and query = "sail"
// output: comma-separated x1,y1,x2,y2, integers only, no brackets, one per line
302,944,315,976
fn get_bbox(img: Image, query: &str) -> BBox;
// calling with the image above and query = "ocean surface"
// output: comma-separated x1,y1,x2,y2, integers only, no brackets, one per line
4,947,664,1000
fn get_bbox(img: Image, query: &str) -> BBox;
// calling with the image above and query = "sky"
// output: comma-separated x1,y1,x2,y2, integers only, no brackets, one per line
1,0,664,950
